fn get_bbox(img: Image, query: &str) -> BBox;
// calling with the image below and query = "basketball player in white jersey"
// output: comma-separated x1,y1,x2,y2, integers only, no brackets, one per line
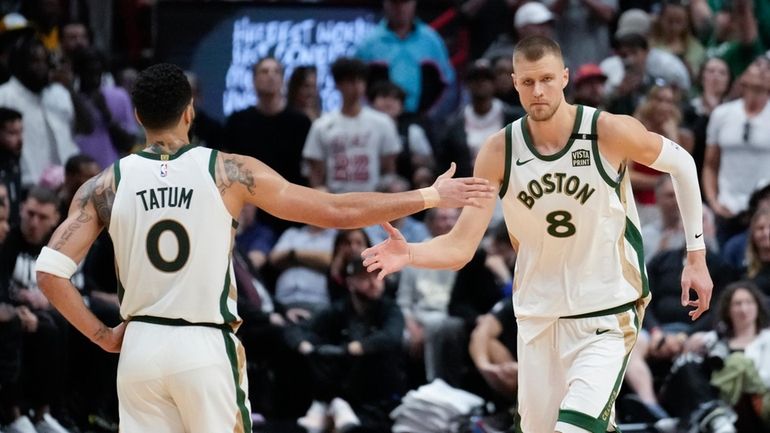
362,36,713,433
33,63,494,433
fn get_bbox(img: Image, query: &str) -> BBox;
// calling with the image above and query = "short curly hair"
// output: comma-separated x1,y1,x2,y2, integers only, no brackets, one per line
131,63,192,130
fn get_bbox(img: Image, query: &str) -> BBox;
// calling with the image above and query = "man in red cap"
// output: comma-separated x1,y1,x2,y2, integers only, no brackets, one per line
571,63,607,109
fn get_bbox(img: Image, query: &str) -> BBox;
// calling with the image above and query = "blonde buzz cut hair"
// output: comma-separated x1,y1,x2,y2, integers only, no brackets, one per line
512,36,564,71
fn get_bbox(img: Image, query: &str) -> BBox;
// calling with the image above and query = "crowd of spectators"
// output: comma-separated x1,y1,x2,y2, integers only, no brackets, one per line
1,0,770,432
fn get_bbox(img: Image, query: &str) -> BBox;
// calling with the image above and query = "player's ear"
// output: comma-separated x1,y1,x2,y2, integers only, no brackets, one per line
563,67,569,90
511,73,518,91
133,108,143,127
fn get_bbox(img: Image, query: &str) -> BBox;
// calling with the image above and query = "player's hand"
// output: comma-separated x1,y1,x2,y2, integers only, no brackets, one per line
95,321,126,353
362,223,411,280
433,162,495,208
681,250,713,321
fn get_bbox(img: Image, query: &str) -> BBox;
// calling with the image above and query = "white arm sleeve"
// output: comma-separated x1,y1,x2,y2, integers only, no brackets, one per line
648,136,706,251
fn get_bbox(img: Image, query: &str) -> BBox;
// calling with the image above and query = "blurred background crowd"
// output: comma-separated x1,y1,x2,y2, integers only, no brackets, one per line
0,0,769,433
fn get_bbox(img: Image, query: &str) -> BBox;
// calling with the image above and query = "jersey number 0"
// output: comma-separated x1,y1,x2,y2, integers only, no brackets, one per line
146,220,190,272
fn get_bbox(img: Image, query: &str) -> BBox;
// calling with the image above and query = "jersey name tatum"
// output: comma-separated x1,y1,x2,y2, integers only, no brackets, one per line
517,172,596,209
136,187,193,211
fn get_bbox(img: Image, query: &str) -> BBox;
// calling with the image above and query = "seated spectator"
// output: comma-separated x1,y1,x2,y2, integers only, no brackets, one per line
661,281,770,432
269,218,336,322
705,0,765,81
303,58,402,193
289,257,406,433
234,204,276,278
449,221,513,333
631,84,694,226
328,229,373,303
364,175,429,247
646,208,734,335
438,60,523,177
601,12,691,115
642,176,684,262
71,47,136,168
746,208,770,295
468,299,518,405
570,64,608,109
397,207,462,385
369,81,434,186
0,107,22,228
58,154,99,216
490,55,520,108
0,186,71,433
722,184,770,272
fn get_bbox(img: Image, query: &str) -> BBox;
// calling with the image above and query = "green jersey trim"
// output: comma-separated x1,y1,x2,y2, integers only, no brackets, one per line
209,149,218,181
624,218,649,298
521,105,583,161
113,161,121,189
589,109,619,188
136,144,196,161
500,123,513,198
219,259,238,324
557,410,605,433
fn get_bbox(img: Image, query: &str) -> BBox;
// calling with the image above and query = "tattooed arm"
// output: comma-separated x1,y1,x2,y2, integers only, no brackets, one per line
214,152,494,229
37,167,125,353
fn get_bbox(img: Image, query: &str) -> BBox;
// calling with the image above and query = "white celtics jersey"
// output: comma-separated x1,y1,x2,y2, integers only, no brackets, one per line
499,106,647,341
109,146,241,329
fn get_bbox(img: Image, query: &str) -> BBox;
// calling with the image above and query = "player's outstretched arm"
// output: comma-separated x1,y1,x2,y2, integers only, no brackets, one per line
361,130,504,279
600,113,713,320
36,167,126,353
214,151,495,229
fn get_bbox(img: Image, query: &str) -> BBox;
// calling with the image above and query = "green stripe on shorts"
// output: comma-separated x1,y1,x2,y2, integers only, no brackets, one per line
222,330,251,432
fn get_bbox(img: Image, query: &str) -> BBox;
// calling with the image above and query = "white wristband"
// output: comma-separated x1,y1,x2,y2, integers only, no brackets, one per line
35,247,78,279
419,186,440,209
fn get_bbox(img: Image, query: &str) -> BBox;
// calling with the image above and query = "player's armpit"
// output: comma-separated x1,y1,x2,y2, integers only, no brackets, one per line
47,168,114,264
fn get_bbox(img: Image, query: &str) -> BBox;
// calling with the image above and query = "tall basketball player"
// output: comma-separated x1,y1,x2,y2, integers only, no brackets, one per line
361,36,713,433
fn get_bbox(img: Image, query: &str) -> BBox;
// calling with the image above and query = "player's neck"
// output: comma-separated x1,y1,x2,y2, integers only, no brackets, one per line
526,103,577,152
143,133,190,155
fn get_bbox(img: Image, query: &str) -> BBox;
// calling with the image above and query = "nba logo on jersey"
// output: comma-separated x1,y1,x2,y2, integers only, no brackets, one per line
160,163,168,177
571,150,591,167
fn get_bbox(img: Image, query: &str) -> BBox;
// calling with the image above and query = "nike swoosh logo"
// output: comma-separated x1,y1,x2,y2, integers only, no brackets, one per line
695,233,703,238
595,329,611,335
516,158,535,166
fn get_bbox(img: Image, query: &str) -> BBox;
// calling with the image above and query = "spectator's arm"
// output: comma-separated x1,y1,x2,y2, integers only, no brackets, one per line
306,159,326,188
702,145,728,216
469,313,503,368
579,0,616,23
734,0,758,45
380,154,398,175
690,0,714,39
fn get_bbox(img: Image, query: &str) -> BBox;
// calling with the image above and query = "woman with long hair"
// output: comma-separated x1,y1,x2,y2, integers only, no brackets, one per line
287,65,321,121
746,208,770,294
685,57,731,178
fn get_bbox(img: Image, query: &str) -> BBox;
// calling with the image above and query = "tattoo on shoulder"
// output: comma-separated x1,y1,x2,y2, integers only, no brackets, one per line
217,154,256,195
77,169,116,227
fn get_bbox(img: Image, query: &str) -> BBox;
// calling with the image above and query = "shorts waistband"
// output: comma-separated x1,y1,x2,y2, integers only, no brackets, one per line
560,301,636,319
130,315,233,332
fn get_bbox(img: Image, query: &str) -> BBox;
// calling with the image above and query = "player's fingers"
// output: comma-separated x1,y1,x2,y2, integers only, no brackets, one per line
382,222,400,238
438,162,457,180
686,300,699,307
680,281,690,307
377,269,389,281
